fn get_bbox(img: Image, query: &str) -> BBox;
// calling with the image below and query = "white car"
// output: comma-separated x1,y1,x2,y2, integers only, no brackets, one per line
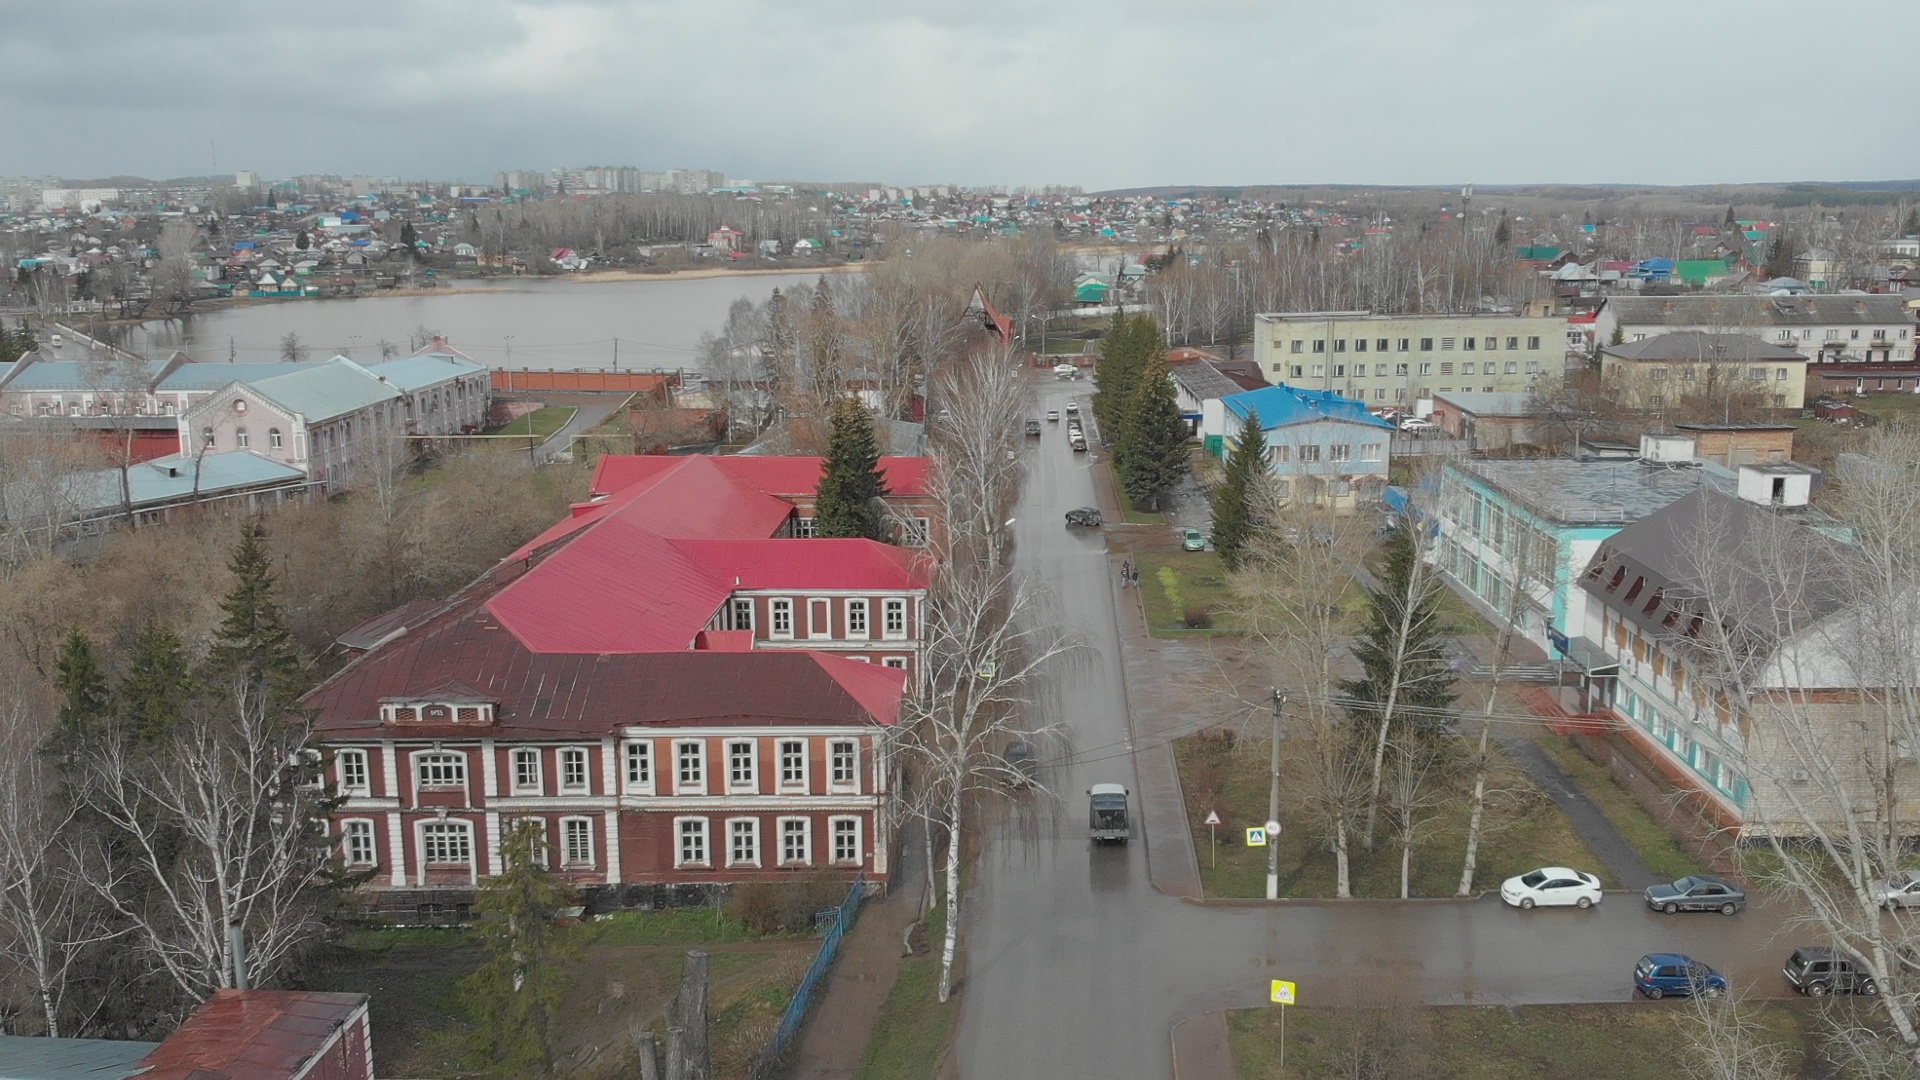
1871,870,1920,909
1046,410,1061,422
1500,866,1603,910
1399,417,1440,434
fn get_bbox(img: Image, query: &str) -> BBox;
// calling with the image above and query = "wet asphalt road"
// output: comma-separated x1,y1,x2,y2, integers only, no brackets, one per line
950,378,1808,1079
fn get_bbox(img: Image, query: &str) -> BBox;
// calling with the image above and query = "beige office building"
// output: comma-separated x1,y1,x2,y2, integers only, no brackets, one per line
1253,311,1568,405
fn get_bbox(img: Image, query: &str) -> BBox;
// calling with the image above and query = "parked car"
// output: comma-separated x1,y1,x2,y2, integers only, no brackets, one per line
1500,866,1603,909
1181,528,1207,552
1047,410,1061,422
1025,418,1042,437
1870,870,1920,909
1635,954,1727,999
1064,507,1104,527
1644,875,1745,916
1066,401,1080,416
1783,946,1879,997
1070,435,1088,453
1400,417,1440,434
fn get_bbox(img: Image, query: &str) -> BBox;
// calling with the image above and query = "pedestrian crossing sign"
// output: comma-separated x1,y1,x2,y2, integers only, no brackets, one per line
1270,980,1296,1005
1245,827,1268,846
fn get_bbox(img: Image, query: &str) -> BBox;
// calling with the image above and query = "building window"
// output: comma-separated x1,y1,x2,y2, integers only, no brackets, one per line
1395,363,1409,376
1776,367,1789,381
1333,339,1347,353
1332,364,1345,378
728,739,757,790
560,747,589,793
236,427,250,448
1527,336,1540,349
337,749,370,795
779,739,807,789
1463,337,1476,351
1360,443,1382,462
1269,445,1290,463
1525,361,1540,374
676,741,705,792
730,597,754,632
780,818,811,865
900,517,930,547
561,817,594,867
1419,362,1433,375
1290,340,1303,354
1461,362,1475,375
624,741,653,793
342,819,376,866
1288,365,1304,378
1312,339,1325,353
847,598,869,638
830,740,858,789
1650,367,1668,380
677,818,709,866
1375,364,1387,377
1311,364,1324,378
1329,444,1351,462
420,821,471,864
883,598,908,639
202,427,215,448
512,748,543,794
1484,337,1498,351
267,427,283,449
1355,338,1368,353
807,598,831,639
729,818,760,866
794,517,819,538
1507,337,1519,350
883,656,908,670
416,752,466,788
1298,444,1321,463
1398,339,1410,351
831,817,861,866
1504,362,1517,374
770,599,794,639
1748,367,1767,381
1648,394,1664,408
1378,338,1390,351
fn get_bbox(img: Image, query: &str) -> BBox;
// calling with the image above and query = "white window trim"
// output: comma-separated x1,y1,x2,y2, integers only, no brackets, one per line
778,815,812,866
727,816,761,868
559,746,591,795
770,598,794,640
727,738,759,794
341,817,378,866
675,816,711,867
675,739,707,795
337,749,371,796
511,747,543,795
778,739,809,793
623,740,655,795
829,815,863,867
845,598,870,640
730,597,754,632
882,598,908,641
828,739,860,794
418,819,474,866
412,749,468,791
807,597,832,640
559,815,595,869
882,656,908,670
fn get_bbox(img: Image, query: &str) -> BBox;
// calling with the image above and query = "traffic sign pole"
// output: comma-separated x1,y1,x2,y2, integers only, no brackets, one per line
1204,809,1221,869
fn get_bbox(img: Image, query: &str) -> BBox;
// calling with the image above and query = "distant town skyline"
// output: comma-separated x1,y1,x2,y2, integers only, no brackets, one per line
5,0,1913,190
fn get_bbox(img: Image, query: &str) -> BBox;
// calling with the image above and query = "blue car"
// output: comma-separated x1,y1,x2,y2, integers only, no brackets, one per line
1634,953,1727,1000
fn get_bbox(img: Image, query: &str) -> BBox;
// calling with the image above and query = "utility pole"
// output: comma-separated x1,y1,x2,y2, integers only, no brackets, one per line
1267,688,1285,900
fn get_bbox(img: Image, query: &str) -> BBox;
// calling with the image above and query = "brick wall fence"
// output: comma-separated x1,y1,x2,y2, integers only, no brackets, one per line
1566,729,1742,878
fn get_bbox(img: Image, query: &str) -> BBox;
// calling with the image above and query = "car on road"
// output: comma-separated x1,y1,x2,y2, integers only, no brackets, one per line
1870,870,1920,909
1644,875,1745,915
1635,954,1727,999
1070,434,1088,453
1181,528,1207,552
1500,866,1603,909
1064,507,1104,527
1046,409,1061,422
1783,946,1879,997
1066,401,1080,416
1025,418,1042,436
1399,416,1440,434
1053,363,1078,379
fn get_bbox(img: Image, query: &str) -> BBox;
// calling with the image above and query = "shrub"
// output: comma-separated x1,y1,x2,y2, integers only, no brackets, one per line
1157,564,1182,613
1182,605,1214,629
727,875,852,934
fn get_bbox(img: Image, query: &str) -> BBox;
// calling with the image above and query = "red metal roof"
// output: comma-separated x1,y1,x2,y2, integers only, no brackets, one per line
672,538,924,590
589,454,931,500
307,600,904,736
134,990,366,1080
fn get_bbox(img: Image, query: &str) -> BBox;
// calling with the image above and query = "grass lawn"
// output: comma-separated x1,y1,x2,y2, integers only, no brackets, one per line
1175,732,1605,898
1530,735,1706,883
304,911,810,1079
856,906,956,1080
1228,1001,1814,1079
490,405,577,440
1137,550,1238,636
1041,337,1093,355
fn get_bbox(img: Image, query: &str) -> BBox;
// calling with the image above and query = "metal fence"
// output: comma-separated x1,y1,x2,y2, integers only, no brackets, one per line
747,875,865,1080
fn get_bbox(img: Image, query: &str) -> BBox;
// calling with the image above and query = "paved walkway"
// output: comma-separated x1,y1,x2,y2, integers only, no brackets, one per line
781,821,927,1080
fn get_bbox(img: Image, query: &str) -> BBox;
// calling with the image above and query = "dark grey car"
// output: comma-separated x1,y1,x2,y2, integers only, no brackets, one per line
1645,874,1746,915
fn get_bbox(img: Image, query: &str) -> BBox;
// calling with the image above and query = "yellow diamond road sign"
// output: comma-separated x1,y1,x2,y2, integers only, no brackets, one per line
1271,979,1296,1005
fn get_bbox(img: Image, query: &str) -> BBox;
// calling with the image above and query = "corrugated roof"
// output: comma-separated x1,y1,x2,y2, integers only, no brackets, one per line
156,362,312,391
0,357,170,391
0,1035,157,1080
7,451,308,523
1221,383,1395,431
133,990,367,1080
592,455,931,500
246,357,397,423
366,352,487,392
1603,332,1806,362
1607,294,1915,327
673,538,922,590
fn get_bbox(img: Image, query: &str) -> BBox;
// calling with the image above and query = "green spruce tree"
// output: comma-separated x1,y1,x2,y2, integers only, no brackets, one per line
813,398,891,541
1493,215,1511,248
206,520,306,716
45,629,111,775
1093,312,1154,435
1115,353,1191,512
1210,409,1268,568
1724,205,1737,229
118,619,195,744
457,820,578,1078
1765,233,1795,279
399,221,418,251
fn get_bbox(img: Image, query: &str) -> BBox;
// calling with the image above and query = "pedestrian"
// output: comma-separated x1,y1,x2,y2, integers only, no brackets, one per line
1121,559,1133,586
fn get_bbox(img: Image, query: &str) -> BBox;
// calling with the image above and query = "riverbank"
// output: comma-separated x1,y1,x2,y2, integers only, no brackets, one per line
566,263,867,284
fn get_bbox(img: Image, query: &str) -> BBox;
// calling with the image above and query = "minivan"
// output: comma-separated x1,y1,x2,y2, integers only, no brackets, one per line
1783,947,1879,997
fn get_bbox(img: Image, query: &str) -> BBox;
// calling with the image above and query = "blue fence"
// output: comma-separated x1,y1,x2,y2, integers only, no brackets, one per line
748,875,865,1080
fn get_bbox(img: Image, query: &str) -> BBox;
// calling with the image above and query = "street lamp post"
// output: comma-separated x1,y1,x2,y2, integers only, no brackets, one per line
1267,689,1285,900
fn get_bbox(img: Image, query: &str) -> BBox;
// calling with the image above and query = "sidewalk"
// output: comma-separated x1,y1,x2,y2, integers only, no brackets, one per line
780,822,927,1080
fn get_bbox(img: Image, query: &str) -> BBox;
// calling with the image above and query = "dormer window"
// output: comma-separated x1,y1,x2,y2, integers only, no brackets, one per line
383,700,495,724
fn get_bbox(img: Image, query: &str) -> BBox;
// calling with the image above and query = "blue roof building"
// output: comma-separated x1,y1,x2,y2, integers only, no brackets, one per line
1203,384,1394,509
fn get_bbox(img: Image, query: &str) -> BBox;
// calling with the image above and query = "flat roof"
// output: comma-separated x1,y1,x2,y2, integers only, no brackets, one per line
1454,456,1739,527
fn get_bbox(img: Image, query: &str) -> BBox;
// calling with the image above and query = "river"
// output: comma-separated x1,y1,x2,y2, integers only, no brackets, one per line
131,272,832,373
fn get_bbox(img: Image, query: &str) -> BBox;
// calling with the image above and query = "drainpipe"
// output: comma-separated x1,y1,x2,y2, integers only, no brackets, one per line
229,922,249,990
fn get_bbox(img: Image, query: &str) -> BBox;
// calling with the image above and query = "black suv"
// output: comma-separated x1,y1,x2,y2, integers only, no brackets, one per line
1064,507,1104,527
1783,947,1879,997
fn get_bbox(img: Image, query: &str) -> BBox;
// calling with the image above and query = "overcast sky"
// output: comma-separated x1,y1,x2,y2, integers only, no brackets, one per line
5,0,1913,190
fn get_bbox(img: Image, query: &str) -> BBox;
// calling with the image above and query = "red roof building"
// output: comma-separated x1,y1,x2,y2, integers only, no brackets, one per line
308,454,933,914
135,990,372,1080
